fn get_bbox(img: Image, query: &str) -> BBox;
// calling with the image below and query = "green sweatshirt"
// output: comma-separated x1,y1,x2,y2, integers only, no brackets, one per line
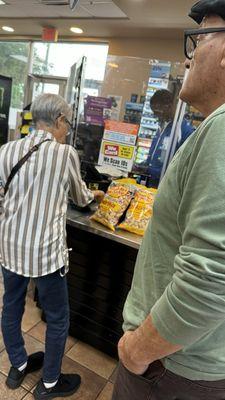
123,103,225,381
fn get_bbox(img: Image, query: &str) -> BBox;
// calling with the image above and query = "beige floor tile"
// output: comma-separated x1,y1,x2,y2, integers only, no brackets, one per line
22,297,42,333
109,365,118,384
0,324,5,353
67,342,117,380
59,355,106,399
22,394,33,400
65,336,78,354
96,382,114,400
0,281,4,309
28,280,35,292
0,372,28,399
26,290,34,300
0,334,44,391
31,355,107,399
28,321,77,353
0,288,4,352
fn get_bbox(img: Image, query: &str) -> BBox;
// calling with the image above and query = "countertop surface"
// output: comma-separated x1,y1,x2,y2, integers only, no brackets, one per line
66,203,142,250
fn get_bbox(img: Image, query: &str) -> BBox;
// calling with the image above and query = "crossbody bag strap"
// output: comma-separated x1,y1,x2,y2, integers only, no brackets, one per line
4,138,51,196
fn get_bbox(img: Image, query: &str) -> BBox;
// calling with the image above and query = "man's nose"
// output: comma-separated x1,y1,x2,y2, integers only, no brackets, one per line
184,58,191,69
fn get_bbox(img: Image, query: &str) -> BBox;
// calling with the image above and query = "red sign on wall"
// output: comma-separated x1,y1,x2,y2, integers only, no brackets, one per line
42,27,58,42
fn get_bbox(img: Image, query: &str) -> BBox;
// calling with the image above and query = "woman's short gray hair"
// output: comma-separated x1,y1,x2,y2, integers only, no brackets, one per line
31,93,72,127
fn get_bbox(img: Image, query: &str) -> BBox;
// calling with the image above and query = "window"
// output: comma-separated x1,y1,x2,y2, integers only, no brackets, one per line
32,42,109,109
0,41,108,129
0,41,30,128
32,42,108,81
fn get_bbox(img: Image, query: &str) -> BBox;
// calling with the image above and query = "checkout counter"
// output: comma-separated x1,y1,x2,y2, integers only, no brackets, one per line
66,203,142,358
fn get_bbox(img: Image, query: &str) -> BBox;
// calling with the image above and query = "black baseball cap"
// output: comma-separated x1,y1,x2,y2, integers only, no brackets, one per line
189,0,225,24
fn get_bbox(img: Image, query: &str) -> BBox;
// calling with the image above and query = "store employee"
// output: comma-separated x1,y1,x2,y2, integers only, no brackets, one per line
146,89,195,187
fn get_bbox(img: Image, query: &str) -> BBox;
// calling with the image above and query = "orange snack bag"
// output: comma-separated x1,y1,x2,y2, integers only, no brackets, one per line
118,188,156,236
90,181,134,231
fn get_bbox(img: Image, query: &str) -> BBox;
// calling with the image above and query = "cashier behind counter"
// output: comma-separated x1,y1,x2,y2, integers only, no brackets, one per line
146,89,195,188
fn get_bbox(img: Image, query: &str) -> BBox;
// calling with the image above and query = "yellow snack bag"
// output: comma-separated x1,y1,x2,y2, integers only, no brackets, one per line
90,181,134,231
118,188,156,236
114,178,137,185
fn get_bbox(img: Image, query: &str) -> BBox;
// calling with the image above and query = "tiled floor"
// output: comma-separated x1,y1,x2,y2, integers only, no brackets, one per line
0,274,117,399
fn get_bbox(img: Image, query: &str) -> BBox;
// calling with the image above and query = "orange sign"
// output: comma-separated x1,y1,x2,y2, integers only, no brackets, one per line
104,120,139,136
42,27,58,42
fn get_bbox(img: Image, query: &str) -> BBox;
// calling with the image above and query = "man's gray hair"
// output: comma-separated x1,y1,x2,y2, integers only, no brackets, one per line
31,93,72,127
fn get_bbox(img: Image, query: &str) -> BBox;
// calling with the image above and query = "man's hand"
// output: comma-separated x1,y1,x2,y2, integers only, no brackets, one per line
92,190,105,204
118,315,182,376
118,331,149,375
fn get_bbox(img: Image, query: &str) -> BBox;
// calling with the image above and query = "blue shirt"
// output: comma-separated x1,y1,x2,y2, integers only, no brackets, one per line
147,119,195,183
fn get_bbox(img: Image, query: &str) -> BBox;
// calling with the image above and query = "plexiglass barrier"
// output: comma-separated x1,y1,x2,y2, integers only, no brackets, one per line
76,55,203,188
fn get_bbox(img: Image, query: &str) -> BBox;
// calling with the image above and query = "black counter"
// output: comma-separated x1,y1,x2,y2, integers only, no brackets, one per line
66,205,142,358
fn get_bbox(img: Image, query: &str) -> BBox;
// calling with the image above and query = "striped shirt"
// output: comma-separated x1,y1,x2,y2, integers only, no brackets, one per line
0,130,94,277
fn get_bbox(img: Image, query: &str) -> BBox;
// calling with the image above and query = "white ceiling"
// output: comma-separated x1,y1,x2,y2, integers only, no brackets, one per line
0,0,127,18
0,0,197,38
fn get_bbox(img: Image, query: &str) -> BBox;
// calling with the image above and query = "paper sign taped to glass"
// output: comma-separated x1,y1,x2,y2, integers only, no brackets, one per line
98,140,136,172
103,120,139,146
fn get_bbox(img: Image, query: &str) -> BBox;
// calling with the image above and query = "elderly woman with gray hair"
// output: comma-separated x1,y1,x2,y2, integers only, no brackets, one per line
0,93,104,399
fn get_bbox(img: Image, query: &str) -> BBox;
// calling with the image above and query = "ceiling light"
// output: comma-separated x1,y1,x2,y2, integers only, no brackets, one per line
2,26,14,32
0,1,6,5
70,27,83,34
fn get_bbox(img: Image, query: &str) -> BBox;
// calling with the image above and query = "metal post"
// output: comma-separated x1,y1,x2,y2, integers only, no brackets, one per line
23,42,34,107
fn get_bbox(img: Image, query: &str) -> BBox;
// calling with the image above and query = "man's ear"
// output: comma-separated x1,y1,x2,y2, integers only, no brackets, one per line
220,41,225,69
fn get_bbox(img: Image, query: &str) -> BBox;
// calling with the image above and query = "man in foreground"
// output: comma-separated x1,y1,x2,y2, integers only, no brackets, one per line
112,1,225,399
0,93,104,399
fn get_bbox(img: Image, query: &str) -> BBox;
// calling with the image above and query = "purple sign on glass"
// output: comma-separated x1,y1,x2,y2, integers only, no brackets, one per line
84,96,112,125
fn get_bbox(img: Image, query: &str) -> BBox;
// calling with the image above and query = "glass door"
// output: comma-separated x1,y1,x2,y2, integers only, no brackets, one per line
24,74,67,107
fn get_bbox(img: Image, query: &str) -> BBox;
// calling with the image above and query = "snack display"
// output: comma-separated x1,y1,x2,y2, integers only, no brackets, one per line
118,187,157,236
90,180,134,231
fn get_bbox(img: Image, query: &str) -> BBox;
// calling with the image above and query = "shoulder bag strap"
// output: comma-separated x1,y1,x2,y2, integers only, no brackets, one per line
4,138,51,196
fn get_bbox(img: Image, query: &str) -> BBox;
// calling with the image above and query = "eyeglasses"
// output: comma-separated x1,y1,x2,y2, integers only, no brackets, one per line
184,27,225,60
56,113,73,131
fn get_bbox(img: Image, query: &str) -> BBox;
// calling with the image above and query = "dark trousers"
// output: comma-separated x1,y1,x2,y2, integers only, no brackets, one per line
1,266,70,383
112,361,225,400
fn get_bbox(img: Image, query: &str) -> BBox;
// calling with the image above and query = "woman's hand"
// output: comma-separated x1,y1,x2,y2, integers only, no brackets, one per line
92,190,105,204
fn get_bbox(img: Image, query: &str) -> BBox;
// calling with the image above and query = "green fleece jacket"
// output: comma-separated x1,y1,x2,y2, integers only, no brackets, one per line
123,103,225,381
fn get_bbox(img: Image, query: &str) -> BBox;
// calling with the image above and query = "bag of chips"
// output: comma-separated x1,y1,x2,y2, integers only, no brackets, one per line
118,187,157,236
90,180,134,231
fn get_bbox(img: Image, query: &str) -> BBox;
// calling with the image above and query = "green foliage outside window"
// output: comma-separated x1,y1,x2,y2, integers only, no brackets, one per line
0,42,28,109
0,42,52,109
